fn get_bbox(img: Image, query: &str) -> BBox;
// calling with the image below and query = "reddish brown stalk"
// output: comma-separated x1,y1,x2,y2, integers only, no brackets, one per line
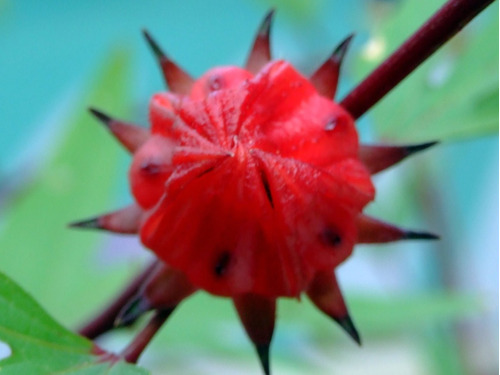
78,261,157,339
121,309,173,364
340,0,495,119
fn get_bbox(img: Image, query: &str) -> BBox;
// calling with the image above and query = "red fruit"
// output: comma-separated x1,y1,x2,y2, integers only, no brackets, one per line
138,59,375,298
72,9,439,374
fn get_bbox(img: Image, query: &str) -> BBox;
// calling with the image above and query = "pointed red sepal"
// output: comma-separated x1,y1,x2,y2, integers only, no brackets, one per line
359,141,438,175
115,263,196,327
310,34,354,99
356,214,439,244
233,294,276,375
142,29,194,94
307,270,361,345
69,204,144,234
89,108,149,153
245,9,275,74
121,309,173,364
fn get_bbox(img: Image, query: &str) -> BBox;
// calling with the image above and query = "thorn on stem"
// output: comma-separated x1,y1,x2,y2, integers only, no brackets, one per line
245,9,275,73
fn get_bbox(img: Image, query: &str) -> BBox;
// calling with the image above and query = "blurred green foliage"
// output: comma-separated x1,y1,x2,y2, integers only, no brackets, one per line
0,51,138,327
354,0,498,141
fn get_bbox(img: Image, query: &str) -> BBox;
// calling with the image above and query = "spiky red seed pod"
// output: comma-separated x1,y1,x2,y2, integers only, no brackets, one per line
71,8,455,373
136,58,375,298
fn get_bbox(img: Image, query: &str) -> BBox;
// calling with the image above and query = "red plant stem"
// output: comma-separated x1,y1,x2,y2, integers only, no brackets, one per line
340,0,495,119
122,309,173,364
78,261,157,339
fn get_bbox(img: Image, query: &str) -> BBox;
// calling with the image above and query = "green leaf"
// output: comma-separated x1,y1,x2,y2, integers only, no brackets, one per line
0,50,139,327
0,271,148,375
355,0,499,141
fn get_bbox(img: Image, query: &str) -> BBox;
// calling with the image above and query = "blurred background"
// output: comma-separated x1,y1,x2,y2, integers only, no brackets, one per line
0,0,498,374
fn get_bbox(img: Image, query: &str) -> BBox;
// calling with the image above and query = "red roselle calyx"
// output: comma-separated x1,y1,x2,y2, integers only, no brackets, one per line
73,1,494,372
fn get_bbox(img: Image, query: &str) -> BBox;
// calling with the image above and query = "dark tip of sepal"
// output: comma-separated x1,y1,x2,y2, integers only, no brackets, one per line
333,33,355,63
405,141,439,155
359,141,440,175
334,315,361,346
115,296,151,328
403,231,440,240
256,344,271,375
310,33,355,99
259,9,275,36
245,9,275,74
142,29,165,60
89,107,112,127
142,28,194,94
68,217,101,230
